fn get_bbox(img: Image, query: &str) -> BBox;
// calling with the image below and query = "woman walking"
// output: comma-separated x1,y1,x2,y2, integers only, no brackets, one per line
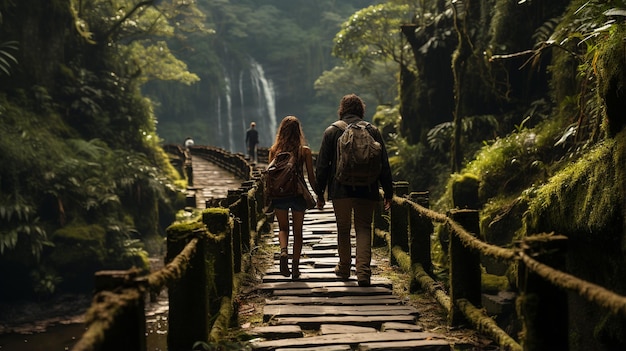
268,116,317,279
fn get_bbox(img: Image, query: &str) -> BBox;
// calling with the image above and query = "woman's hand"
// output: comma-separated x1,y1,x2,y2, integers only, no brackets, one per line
316,196,325,210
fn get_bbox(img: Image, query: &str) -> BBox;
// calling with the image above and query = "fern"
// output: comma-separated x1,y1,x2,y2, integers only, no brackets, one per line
0,195,48,257
533,18,561,47
0,40,18,76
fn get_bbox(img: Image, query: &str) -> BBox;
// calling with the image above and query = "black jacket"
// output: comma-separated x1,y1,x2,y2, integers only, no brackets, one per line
314,114,393,201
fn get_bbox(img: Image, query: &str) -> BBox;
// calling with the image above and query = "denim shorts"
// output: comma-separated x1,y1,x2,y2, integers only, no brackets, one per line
271,196,306,212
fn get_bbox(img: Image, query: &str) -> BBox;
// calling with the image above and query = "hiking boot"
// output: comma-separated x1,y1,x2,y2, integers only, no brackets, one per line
291,260,301,280
334,264,350,280
357,278,371,287
279,254,291,277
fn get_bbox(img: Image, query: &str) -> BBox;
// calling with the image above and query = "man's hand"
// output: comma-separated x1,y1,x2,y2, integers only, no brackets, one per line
384,198,391,211
316,196,325,210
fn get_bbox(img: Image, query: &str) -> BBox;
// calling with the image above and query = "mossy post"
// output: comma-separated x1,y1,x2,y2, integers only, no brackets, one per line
518,235,568,351
186,191,197,208
372,199,388,247
92,270,146,351
239,185,253,253
202,208,234,315
166,221,210,351
251,171,264,215
452,173,479,209
408,191,433,276
448,209,481,326
390,181,410,265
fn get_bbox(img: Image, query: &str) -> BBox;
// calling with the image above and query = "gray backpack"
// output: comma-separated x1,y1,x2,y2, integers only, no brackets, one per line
333,120,382,186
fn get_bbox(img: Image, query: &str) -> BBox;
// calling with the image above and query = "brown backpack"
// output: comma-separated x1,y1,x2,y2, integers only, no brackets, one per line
265,151,299,198
333,120,382,186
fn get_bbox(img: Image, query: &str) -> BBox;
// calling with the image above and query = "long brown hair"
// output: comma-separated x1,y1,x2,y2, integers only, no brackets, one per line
269,116,307,162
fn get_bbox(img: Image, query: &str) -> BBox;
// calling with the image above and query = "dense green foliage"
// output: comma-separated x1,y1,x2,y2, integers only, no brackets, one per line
0,0,625,348
0,0,190,298
143,0,384,150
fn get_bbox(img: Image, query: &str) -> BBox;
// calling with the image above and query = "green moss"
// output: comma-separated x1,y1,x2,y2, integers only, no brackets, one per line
166,220,206,240
482,272,510,293
523,133,623,235
596,25,626,137
480,195,528,245
49,223,107,289
52,223,106,247
202,207,231,235
451,173,480,209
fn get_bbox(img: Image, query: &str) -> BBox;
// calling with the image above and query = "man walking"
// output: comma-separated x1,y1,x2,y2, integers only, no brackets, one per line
245,122,259,162
314,94,393,287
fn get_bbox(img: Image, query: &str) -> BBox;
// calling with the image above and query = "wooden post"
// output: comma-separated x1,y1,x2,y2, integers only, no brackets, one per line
232,216,242,274
251,171,264,215
92,270,146,351
227,189,241,206
186,192,196,208
518,235,568,351
203,210,234,315
408,191,433,276
238,191,251,254
448,209,481,326
372,199,387,247
390,181,409,265
247,193,258,249
167,228,209,351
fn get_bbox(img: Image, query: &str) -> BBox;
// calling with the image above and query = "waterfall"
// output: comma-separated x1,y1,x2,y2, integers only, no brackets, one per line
224,75,234,151
249,59,277,147
238,71,246,147
215,58,277,153
216,96,223,148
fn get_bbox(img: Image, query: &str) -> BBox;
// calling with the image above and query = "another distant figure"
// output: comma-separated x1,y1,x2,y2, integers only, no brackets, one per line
184,136,194,150
245,122,259,162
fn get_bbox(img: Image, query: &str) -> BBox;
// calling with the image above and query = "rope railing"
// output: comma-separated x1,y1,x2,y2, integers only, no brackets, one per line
398,194,626,315
71,145,624,351
519,251,626,316
386,186,626,351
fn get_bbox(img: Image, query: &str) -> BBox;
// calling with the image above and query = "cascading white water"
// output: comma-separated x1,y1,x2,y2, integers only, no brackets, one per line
224,75,234,151
216,96,222,146
238,71,246,146
215,58,277,153
249,59,277,147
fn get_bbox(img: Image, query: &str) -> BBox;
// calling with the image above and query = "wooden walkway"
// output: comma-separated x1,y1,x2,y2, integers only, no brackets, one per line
247,205,452,350
190,155,453,350
189,154,244,207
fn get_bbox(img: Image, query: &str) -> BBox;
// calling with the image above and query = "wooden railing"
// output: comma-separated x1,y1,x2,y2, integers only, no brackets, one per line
70,145,626,351
71,146,269,351
380,181,626,351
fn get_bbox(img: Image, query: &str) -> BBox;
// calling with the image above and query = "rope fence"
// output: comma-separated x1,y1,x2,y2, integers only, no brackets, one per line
386,186,626,351
69,145,625,351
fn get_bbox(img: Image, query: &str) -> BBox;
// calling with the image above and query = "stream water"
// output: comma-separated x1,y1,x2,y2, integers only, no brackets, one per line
0,293,169,351
0,256,170,351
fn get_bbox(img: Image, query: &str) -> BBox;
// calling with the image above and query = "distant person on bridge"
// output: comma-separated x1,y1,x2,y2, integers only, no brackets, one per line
314,93,393,287
268,116,318,280
184,136,194,149
245,121,259,162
